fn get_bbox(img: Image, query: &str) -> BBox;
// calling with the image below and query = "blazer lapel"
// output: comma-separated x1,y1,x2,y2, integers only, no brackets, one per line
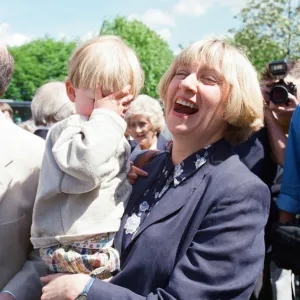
119,139,233,256
126,161,213,250
114,153,167,253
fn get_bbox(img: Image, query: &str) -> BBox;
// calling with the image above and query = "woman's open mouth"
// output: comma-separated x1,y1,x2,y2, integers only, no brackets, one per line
173,99,199,115
135,134,145,141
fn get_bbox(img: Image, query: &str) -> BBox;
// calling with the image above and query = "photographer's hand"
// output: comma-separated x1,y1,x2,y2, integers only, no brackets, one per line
262,81,298,119
270,92,299,120
263,85,288,167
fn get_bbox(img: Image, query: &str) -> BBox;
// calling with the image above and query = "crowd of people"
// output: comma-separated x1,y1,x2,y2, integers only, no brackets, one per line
0,35,299,300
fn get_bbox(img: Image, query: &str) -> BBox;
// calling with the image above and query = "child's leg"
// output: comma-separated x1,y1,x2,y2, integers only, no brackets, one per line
40,245,94,274
88,247,120,279
39,233,120,279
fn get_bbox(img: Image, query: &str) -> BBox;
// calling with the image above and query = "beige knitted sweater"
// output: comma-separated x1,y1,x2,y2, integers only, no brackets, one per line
31,108,132,248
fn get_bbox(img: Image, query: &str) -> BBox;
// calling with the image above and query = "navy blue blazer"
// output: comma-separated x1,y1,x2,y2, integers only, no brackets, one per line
233,127,277,189
88,139,270,300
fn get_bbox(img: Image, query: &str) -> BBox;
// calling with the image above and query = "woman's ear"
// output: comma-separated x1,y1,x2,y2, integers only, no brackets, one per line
65,80,76,102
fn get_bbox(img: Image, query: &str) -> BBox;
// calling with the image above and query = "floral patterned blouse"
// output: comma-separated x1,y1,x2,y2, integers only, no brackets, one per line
123,143,211,250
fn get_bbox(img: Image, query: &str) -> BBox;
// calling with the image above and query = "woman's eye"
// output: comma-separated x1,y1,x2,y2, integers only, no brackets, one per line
175,70,188,77
200,76,217,84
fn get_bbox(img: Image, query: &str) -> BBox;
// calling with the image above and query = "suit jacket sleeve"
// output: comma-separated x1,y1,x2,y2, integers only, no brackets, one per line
276,105,300,213
88,180,270,300
2,249,48,300
48,108,128,194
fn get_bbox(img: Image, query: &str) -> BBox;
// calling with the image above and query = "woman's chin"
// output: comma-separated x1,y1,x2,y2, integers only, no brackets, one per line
168,124,190,136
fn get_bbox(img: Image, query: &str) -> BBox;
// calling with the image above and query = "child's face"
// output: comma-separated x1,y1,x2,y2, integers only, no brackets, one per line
73,88,95,117
66,81,95,117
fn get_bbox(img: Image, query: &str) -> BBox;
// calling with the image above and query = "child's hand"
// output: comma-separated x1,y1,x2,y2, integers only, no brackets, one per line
94,85,134,117
127,161,148,185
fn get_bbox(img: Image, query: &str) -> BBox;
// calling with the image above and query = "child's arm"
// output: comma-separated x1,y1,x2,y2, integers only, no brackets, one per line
50,88,133,194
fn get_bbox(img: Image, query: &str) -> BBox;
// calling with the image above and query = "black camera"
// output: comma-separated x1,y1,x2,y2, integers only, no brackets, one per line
268,59,297,105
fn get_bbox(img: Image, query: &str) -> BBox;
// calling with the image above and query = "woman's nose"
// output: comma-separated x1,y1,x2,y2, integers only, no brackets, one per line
179,73,198,94
135,126,142,133
131,125,141,133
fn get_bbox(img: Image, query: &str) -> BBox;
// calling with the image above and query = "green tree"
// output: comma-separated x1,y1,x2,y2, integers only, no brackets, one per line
230,0,300,73
100,16,174,98
4,38,76,100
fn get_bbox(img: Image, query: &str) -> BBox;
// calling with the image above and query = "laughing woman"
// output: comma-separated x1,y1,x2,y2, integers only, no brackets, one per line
41,39,270,300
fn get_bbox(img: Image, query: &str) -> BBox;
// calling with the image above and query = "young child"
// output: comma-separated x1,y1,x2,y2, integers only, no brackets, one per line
30,35,144,279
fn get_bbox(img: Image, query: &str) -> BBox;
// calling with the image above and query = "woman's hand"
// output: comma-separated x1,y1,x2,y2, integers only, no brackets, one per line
128,161,148,184
94,85,133,117
40,273,90,300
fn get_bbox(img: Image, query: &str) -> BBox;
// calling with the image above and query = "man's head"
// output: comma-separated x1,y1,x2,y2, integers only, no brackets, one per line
0,43,14,97
31,81,75,127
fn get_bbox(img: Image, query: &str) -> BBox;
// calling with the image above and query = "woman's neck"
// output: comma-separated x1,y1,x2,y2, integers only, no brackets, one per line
140,135,158,150
171,132,224,165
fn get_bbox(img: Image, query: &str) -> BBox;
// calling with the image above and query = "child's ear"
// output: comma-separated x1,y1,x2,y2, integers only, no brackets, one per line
65,80,76,102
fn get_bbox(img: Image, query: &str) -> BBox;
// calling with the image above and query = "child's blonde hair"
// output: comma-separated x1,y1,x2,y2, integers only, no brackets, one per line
68,35,144,98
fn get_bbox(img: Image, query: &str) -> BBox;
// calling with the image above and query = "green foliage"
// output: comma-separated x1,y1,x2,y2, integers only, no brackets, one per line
4,17,173,100
4,38,76,100
230,0,300,73
100,16,174,98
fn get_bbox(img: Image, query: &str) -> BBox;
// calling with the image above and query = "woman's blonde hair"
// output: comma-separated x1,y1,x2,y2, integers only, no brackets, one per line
68,35,144,98
159,39,264,144
125,94,165,134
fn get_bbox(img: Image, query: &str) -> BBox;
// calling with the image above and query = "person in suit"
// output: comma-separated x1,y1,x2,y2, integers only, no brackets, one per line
0,44,47,300
125,94,168,153
238,61,300,300
41,39,270,300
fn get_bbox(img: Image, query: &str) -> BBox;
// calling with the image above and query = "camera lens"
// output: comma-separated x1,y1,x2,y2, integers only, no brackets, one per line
270,86,289,105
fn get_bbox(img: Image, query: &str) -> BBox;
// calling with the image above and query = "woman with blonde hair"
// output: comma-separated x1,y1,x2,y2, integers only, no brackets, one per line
41,39,270,300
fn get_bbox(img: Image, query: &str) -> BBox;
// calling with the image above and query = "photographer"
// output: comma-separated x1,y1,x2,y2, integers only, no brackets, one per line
265,61,300,223
237,60,300,300
263,60,300,299
263,60,300,169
